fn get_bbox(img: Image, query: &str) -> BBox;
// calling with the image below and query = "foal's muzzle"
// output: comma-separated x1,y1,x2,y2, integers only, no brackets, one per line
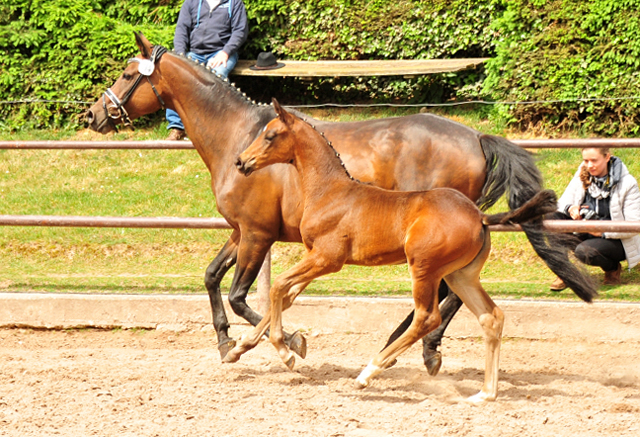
235,156,256,177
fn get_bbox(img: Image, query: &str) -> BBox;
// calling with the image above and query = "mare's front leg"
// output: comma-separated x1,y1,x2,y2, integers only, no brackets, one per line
204,230,239,359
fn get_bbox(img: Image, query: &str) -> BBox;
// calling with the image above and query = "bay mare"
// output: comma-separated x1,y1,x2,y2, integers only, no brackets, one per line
230,99,559,402
86,32,596,372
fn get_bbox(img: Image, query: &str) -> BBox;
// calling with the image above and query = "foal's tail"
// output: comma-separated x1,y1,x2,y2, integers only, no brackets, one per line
482,189,557,226
478,134,597,303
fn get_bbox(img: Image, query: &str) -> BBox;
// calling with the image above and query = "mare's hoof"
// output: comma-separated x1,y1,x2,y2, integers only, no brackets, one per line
218,339,237,361
284,354,296,370
288,331,307,359
424,350,442,376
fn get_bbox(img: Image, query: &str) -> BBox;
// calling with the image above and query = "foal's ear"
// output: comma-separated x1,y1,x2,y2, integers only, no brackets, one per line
134,31,152,59
272,98,294,126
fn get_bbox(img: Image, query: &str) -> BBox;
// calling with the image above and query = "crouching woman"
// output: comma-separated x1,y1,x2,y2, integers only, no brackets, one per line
551,147,640,290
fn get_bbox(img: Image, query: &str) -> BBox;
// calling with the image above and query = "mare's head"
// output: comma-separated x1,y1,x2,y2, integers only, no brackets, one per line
86,32,168,133
236,98,299,176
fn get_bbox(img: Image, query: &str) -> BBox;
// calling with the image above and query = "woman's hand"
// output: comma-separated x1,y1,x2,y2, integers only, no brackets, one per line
568,204,581,220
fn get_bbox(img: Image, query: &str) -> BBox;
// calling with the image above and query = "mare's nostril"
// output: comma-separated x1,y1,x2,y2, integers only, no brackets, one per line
235,157,243,169
86,110,94,124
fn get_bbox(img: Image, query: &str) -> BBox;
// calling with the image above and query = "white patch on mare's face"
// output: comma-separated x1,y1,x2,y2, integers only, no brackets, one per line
127,58,155,76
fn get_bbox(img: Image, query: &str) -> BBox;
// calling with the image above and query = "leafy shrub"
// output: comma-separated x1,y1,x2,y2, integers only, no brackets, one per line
2,0,639,135
0,0,499,130
0,0,179,131
483,0,640,136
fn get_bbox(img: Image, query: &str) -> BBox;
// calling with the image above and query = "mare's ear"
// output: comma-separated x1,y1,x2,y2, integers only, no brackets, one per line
134,31,152,59
272,98,294,126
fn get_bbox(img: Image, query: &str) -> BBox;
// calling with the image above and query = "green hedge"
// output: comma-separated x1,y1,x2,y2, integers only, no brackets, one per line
484,0,640,136
0,0,500,130
0,0,179,130
1,0,639,135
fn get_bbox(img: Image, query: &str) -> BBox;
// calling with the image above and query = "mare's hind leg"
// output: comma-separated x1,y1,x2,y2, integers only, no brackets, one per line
356,279,442,388
422,283,463,376
444,233,503,402
204,231,239,359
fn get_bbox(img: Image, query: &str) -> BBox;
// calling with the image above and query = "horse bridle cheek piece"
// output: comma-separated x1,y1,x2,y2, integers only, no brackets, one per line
102,45,168,128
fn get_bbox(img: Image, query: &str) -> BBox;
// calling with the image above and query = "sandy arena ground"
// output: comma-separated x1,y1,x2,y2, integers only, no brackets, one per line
0,324,638,437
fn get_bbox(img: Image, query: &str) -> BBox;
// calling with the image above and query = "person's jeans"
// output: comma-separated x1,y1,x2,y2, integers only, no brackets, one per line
166,50,238,131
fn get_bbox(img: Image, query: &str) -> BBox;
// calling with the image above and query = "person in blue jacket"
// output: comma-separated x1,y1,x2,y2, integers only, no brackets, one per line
166,0,249,140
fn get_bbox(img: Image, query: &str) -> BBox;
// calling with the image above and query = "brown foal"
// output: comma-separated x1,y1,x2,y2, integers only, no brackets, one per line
228,99,557,402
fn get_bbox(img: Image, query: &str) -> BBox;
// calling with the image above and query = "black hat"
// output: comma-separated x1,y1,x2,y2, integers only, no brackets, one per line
249,52,285,70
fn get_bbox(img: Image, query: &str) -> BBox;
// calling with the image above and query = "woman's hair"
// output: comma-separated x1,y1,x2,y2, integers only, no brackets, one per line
581,147,610,155
579,147,611,188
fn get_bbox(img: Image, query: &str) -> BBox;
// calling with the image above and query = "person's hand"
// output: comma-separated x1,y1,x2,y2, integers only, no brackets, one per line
206,51,229,69
568,204,581,220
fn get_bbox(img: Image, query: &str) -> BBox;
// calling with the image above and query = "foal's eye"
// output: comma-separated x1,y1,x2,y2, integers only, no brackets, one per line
265,130,277,141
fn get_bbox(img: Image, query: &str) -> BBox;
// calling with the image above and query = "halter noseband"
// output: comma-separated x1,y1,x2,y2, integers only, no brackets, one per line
102,45,168,128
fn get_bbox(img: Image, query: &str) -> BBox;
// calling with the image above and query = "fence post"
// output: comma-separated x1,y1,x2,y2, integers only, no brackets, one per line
257,250,271,315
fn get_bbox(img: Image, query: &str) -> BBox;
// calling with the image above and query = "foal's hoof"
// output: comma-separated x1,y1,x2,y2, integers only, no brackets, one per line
424,350,442,376
288,331,307,359
284,354,296,370
354,377,369,390
218,339,237,361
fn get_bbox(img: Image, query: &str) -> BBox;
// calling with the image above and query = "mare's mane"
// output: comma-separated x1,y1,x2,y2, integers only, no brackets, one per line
165,48,271,111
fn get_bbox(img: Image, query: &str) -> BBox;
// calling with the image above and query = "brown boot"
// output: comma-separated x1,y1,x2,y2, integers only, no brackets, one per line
603,263,622,285
549,276,567,291
166,128,185,141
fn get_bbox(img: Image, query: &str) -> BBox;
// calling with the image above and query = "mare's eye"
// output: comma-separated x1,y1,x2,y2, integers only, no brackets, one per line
123,73,133,80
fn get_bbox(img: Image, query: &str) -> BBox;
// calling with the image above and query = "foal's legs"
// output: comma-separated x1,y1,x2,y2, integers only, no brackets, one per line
269,253,341,369
444,233,503,402
223,231,307,359
356,277,442,388
204,230,307,359
224,251,339,367
382,280,458,375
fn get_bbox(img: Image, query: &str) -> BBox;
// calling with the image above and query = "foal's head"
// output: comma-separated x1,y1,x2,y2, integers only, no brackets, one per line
236,98,299,177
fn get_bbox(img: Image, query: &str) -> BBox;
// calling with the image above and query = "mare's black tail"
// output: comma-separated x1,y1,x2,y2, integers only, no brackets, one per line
478,134,597,303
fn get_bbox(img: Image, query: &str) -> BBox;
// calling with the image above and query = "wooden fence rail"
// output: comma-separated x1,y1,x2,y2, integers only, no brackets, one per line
2,138,640,302
3,138,640,150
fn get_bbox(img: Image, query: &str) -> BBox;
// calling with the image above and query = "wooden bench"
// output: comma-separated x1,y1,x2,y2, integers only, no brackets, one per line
231,58,488,78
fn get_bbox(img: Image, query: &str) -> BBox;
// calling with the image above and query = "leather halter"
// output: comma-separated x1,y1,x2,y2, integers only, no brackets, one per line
101,45,167,128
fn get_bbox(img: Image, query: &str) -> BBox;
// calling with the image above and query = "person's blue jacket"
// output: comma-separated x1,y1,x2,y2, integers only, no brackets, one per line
174,0,249,56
